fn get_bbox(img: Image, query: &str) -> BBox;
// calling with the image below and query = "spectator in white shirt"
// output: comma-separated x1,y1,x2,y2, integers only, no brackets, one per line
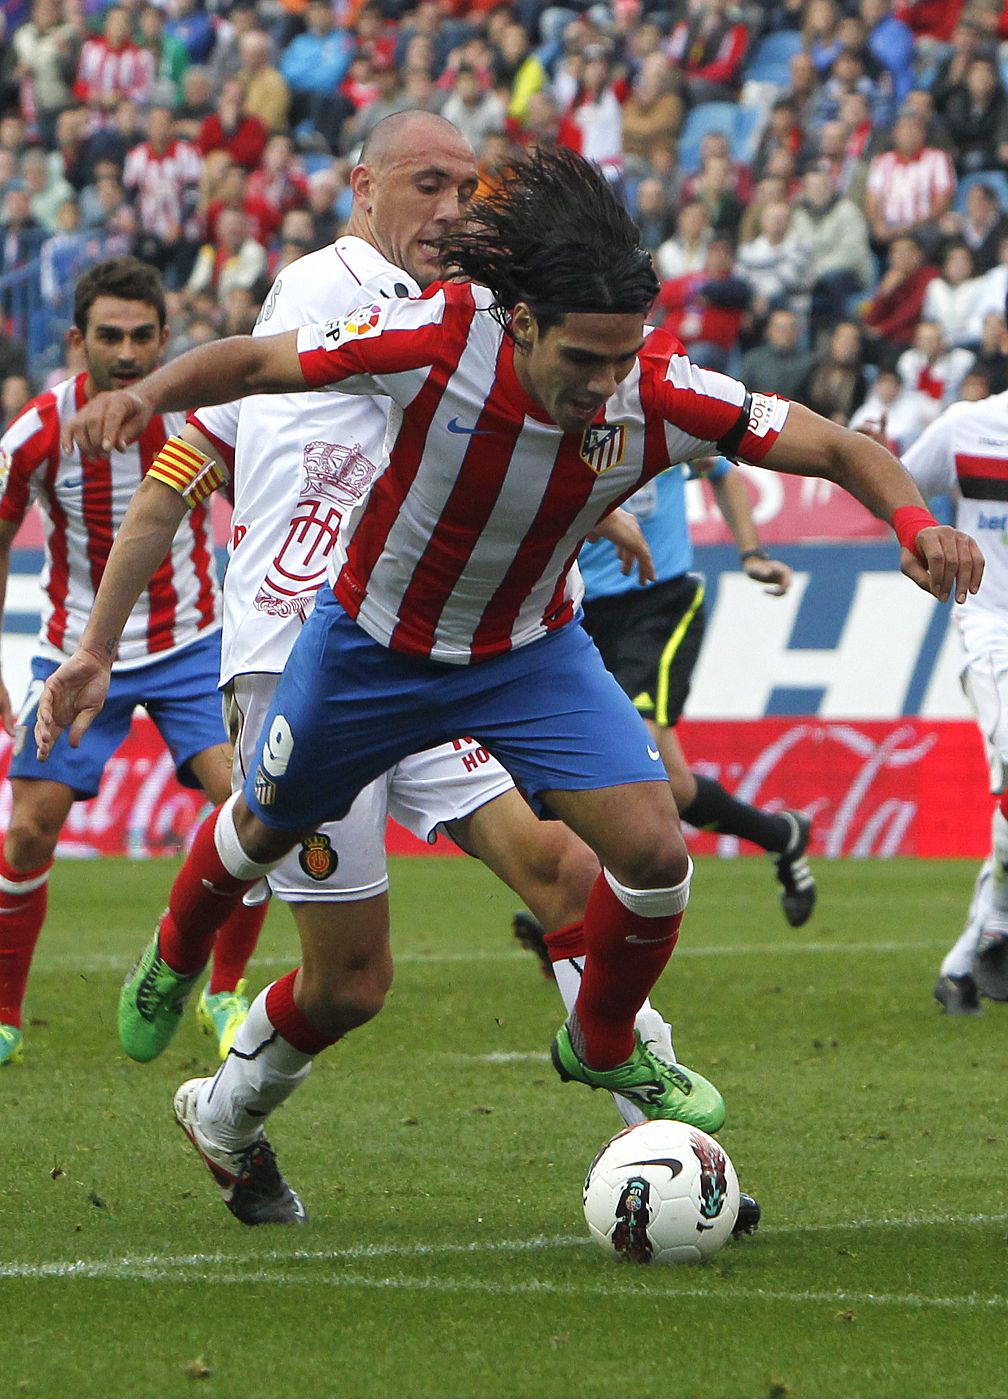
848,366,941,453
922,241,984,348
654,198,712,281
735,199,811,326
896,318,975,406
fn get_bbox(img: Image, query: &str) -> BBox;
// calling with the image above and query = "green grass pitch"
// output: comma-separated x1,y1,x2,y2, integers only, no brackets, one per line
2,853,1007,1399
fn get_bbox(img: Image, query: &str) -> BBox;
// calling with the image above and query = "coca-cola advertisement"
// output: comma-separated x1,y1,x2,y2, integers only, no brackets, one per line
0,714,988,861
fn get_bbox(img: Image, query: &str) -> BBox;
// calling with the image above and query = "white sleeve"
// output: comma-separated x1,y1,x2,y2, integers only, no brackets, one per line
902,410,958,500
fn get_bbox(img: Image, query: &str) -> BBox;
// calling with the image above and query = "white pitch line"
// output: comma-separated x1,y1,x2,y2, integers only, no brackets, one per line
4,1213,1007,1308
37,938,947,975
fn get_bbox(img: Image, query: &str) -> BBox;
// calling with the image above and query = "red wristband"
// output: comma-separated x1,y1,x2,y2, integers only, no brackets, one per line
892,505,938,553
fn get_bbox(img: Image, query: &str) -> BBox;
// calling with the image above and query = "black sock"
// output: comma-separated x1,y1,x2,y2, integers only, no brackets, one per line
680,774,790,854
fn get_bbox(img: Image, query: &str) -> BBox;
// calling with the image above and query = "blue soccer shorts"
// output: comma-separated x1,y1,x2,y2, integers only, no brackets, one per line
243,586,666,832
10,631,228,800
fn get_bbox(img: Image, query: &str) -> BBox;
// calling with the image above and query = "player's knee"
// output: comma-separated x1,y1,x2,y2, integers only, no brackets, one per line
4,810,60,869
298,954,392,1037
607,830,689,891
549,832,602,923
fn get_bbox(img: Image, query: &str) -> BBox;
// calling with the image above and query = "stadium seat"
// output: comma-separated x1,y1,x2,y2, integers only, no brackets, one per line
742,29,803,88
677,101,765,173
677,101,744,173
953,169,1008,214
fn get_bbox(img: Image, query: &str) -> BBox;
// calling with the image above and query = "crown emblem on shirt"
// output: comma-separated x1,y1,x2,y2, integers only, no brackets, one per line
579,424,626,475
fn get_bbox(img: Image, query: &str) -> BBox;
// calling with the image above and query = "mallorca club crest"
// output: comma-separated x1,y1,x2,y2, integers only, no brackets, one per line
612,1175,654,1263
298,832,337,881
579,424,626,475
690,1130,730,1228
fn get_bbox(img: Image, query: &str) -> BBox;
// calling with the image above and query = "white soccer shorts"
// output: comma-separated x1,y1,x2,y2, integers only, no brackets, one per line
956,612,1008,794
224,673,515,901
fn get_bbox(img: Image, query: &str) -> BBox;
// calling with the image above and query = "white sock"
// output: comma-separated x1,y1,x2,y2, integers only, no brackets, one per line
988,809,1008,929
550,952,677,1127
197,985,313,1150
942,858,993,977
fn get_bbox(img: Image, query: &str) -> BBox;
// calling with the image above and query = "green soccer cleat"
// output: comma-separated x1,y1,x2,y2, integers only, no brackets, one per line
0,1024,24,1066
118,930,203,1063
551,1023,726,1132
197,979,250,1060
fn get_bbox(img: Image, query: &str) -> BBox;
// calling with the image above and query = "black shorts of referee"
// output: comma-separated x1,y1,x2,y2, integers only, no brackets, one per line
580,573,705,728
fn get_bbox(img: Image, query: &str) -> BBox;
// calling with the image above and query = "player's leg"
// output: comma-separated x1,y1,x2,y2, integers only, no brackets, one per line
935,858,989,1015
582,576,816,926
443,784,677,1124
137,639,268,1057
950,650,1008,1003
0,778,74,1063
174,754,396,1224
0,660,134,1062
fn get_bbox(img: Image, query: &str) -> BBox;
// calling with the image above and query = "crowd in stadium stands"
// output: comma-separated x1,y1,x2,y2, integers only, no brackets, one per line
4,0,1008,450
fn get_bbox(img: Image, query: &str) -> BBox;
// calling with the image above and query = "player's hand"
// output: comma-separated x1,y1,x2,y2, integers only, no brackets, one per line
742,554,792,596
588,508,656,585
900,525,984,604
0,680,15,738
34,649,112,758
61,389,151,456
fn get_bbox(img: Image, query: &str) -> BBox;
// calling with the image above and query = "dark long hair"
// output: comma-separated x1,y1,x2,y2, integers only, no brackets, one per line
439,146,659,333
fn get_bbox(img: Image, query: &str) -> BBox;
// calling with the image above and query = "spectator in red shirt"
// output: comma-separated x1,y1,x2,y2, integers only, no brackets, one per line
666,0,749,105
653,234,750,371
245,133,308,243
197,75,268,171
862,231,940,360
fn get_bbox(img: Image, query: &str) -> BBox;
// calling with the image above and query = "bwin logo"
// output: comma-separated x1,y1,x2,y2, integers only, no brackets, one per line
261,715,294,778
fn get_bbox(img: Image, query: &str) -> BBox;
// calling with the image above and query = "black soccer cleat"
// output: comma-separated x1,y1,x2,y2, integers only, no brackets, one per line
512,910,554,980
733,1190,761,1237
933,972,982,1016
774,811,816,927
173,1077,307,1226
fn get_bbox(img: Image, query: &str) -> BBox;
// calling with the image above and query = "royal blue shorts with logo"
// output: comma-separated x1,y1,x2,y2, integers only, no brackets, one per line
243,585,666,831
11,631,227,800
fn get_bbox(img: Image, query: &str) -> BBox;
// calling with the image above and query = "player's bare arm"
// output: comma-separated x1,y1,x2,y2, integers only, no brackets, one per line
61,332,305,455
761,401,984,604
0,518,21,736
35,425,228,758
709,466,792,596
588,507,656,585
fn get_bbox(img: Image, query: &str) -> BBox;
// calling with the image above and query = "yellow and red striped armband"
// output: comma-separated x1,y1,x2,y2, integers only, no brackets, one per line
146,435,227,509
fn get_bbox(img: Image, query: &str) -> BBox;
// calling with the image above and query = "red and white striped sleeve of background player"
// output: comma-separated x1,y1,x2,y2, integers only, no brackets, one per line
295,284,790,664
0,374,220,667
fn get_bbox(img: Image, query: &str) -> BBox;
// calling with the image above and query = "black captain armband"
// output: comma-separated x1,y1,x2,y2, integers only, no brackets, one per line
715,392,752,460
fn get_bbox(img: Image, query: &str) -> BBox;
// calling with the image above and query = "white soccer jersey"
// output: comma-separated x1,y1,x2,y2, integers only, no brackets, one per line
903,391,1008,627
193,236,421,685
0,374,220,669
296,282,789,663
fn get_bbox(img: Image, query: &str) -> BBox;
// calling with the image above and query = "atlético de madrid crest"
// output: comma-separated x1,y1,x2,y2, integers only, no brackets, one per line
298,833,337,881
579,424,626,474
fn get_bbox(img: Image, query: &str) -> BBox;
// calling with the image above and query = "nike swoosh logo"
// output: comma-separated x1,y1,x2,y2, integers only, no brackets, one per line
61,478,82,490
446,416,495,436
623,1157,684,1177
647,746,661,761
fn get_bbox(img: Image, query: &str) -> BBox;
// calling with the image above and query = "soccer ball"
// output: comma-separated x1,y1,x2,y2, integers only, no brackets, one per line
583,1120,740,1264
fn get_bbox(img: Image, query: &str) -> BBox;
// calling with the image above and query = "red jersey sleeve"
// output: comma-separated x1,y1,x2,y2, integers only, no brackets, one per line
0,395,60,528
641,327,790,464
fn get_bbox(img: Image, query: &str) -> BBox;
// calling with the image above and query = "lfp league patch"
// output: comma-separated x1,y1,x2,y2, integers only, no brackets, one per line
321,302,386,350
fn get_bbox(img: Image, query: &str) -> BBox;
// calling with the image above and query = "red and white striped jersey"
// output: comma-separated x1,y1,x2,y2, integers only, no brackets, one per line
123,139,203,243
74,38,155,112
903,391,1008,623
865,147,956,231
0,374,221,670
296,281,789,663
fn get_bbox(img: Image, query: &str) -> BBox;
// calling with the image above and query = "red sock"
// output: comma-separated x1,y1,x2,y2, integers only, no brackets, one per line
574,874,682,1069
158,805,257,975
209,900,268,994
544,920,586,961
0,853,52,1028
265,969,336,1055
